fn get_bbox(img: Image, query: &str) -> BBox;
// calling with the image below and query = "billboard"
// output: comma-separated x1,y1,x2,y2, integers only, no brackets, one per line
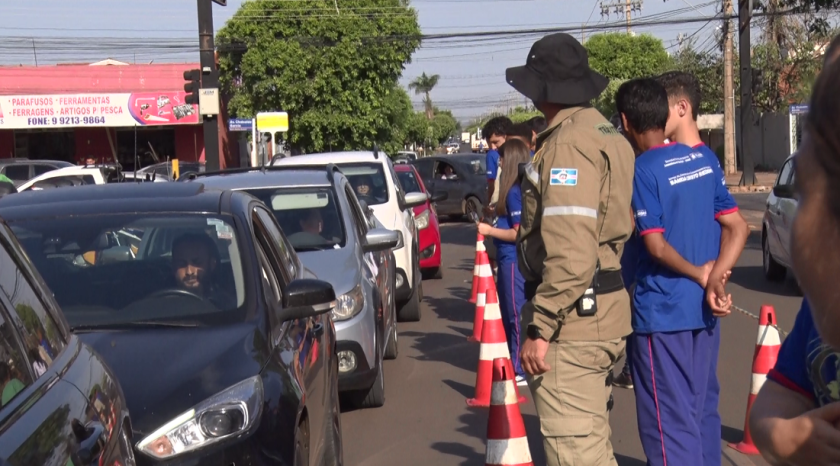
0,92,201,129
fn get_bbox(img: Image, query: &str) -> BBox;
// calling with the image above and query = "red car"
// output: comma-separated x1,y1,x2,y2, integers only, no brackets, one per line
394,164,446,279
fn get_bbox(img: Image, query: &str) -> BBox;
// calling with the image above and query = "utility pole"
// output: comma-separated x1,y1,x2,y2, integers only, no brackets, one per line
625,0,632,33
723,0,736,175
600,0,643,34
738,0,756,186
197,0,225,171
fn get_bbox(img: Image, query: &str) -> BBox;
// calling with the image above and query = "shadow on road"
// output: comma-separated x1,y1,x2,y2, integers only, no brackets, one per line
440,223,477,248
744,230,762,252
721,424,745,444
729,265,802,297
616,454,648,465
431,409,547,465
442,379,475,399
425,293,475,323
403,330,478,372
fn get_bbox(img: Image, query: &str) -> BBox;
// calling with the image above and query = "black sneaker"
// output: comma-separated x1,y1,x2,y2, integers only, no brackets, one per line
612,370,633,389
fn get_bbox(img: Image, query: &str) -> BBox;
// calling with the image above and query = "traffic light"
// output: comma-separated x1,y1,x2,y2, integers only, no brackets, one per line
183,69,201,105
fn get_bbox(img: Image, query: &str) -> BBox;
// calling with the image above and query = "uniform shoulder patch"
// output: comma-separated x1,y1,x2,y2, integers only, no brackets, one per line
595,123,620,136
549,168,578,186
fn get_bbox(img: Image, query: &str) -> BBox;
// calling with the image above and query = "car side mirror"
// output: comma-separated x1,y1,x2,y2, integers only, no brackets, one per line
403,192,427,209
279,279,336,321
430,191,448,203
363,228,399,252
773,184,794,199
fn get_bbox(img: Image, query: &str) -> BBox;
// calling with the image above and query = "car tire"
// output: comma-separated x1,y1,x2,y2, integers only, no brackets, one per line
384,291,399,359
353,338,385,409
397,266,422,322
465,196,482,221
321,359,343,466
763,233,786,281
294,419,310,466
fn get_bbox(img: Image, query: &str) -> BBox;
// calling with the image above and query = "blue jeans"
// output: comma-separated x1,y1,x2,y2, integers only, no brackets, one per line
496,258,525,378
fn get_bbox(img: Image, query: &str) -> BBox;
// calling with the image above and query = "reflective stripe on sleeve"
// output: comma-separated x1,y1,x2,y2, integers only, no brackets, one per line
543,206,598,219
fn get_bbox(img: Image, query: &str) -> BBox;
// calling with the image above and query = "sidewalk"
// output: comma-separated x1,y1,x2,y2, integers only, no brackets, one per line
726,171,777,193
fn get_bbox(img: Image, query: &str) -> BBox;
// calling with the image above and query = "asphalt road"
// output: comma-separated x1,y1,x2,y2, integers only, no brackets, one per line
340,194,803,466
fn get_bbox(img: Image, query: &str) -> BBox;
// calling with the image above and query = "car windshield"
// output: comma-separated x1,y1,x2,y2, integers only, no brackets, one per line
340,163,389,206
244,187,346,252
8,214,247,329
396,170,422,194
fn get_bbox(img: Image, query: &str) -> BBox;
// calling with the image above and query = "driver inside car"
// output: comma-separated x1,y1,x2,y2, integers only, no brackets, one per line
353,175,377,204
171,233,235,309
299,208,323,236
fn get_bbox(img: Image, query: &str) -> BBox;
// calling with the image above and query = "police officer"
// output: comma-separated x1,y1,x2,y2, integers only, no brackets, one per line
505,33,635,466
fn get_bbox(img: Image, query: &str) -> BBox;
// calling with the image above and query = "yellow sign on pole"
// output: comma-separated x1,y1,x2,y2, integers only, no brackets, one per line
256,112,289,133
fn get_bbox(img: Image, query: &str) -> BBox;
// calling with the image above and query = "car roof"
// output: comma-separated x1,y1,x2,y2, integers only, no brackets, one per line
0,182,227,220
273,151,382,165
393,164,417,172
188,167,335,190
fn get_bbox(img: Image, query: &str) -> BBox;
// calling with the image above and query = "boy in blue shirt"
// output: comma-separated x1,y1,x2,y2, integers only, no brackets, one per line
616,78,741,466
654,71,750,464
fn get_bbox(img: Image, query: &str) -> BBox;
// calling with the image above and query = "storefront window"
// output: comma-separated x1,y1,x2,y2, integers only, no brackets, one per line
14,131,75,163
116,128,175,172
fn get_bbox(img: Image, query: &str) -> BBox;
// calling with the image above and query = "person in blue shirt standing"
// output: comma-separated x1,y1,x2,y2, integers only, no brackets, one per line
478,138,531,385
616,77,744,466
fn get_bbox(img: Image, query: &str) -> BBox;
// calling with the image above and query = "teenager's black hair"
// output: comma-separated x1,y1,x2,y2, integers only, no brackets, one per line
481,116,513,140
656,71,702,121
508,122,534,141
615,78,669,134
527,116,547,134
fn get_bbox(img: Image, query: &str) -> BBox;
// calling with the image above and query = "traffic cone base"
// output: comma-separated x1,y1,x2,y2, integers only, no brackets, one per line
728,305,780,456
485,358,533,466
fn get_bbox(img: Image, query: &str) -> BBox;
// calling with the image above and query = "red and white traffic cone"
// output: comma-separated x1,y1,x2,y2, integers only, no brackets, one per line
468,233,487,304
729,305,781,456
468,253,494,343
467,289,526,407
485,358,533,466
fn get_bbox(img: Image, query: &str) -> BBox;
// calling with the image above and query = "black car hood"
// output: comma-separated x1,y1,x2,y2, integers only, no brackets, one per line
77,322,266,437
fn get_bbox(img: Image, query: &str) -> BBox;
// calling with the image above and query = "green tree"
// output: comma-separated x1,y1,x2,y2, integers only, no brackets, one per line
408,72,441,120
217,0,421,154
585,33,670,117
667,41,727,114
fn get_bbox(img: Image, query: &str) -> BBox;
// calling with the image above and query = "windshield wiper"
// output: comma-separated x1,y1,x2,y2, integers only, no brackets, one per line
71,321,200,332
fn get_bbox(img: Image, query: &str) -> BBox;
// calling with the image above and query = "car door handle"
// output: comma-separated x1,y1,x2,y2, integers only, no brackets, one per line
311,323,324,339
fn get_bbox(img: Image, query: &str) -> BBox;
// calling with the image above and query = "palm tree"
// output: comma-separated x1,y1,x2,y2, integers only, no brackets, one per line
408,72,440,120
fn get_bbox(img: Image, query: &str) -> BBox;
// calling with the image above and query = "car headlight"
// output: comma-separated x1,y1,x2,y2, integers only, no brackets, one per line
136,376,263,460
415,209,430,230
333,284,364,321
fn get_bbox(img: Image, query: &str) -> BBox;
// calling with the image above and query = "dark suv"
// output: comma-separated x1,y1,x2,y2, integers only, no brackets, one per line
0,183,342,466
0,216,135,466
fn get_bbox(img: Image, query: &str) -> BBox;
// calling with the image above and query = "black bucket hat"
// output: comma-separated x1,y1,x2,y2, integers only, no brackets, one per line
506,33,609,105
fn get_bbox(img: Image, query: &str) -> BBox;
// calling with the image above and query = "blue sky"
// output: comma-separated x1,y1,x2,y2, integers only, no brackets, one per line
0,0,720,121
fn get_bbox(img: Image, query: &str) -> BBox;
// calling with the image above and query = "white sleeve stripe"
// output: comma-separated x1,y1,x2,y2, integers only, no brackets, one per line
543,206,598,218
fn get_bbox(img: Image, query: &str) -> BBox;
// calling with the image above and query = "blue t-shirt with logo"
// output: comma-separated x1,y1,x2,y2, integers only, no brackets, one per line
769,299,840,406
631,142,738,333
486,150,500,181
493,184,521,264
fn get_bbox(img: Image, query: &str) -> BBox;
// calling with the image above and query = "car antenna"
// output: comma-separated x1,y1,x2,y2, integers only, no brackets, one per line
373,145,379,160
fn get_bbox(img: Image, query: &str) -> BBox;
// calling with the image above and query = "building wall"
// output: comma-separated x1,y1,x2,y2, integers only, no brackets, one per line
0,131,13,159
175,126,203,162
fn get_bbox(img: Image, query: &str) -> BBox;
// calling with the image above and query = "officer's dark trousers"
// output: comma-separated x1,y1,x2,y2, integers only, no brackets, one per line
629,326,722,466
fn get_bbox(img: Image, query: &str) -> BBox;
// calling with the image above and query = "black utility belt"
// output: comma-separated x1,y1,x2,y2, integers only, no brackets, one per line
524,269,624,297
